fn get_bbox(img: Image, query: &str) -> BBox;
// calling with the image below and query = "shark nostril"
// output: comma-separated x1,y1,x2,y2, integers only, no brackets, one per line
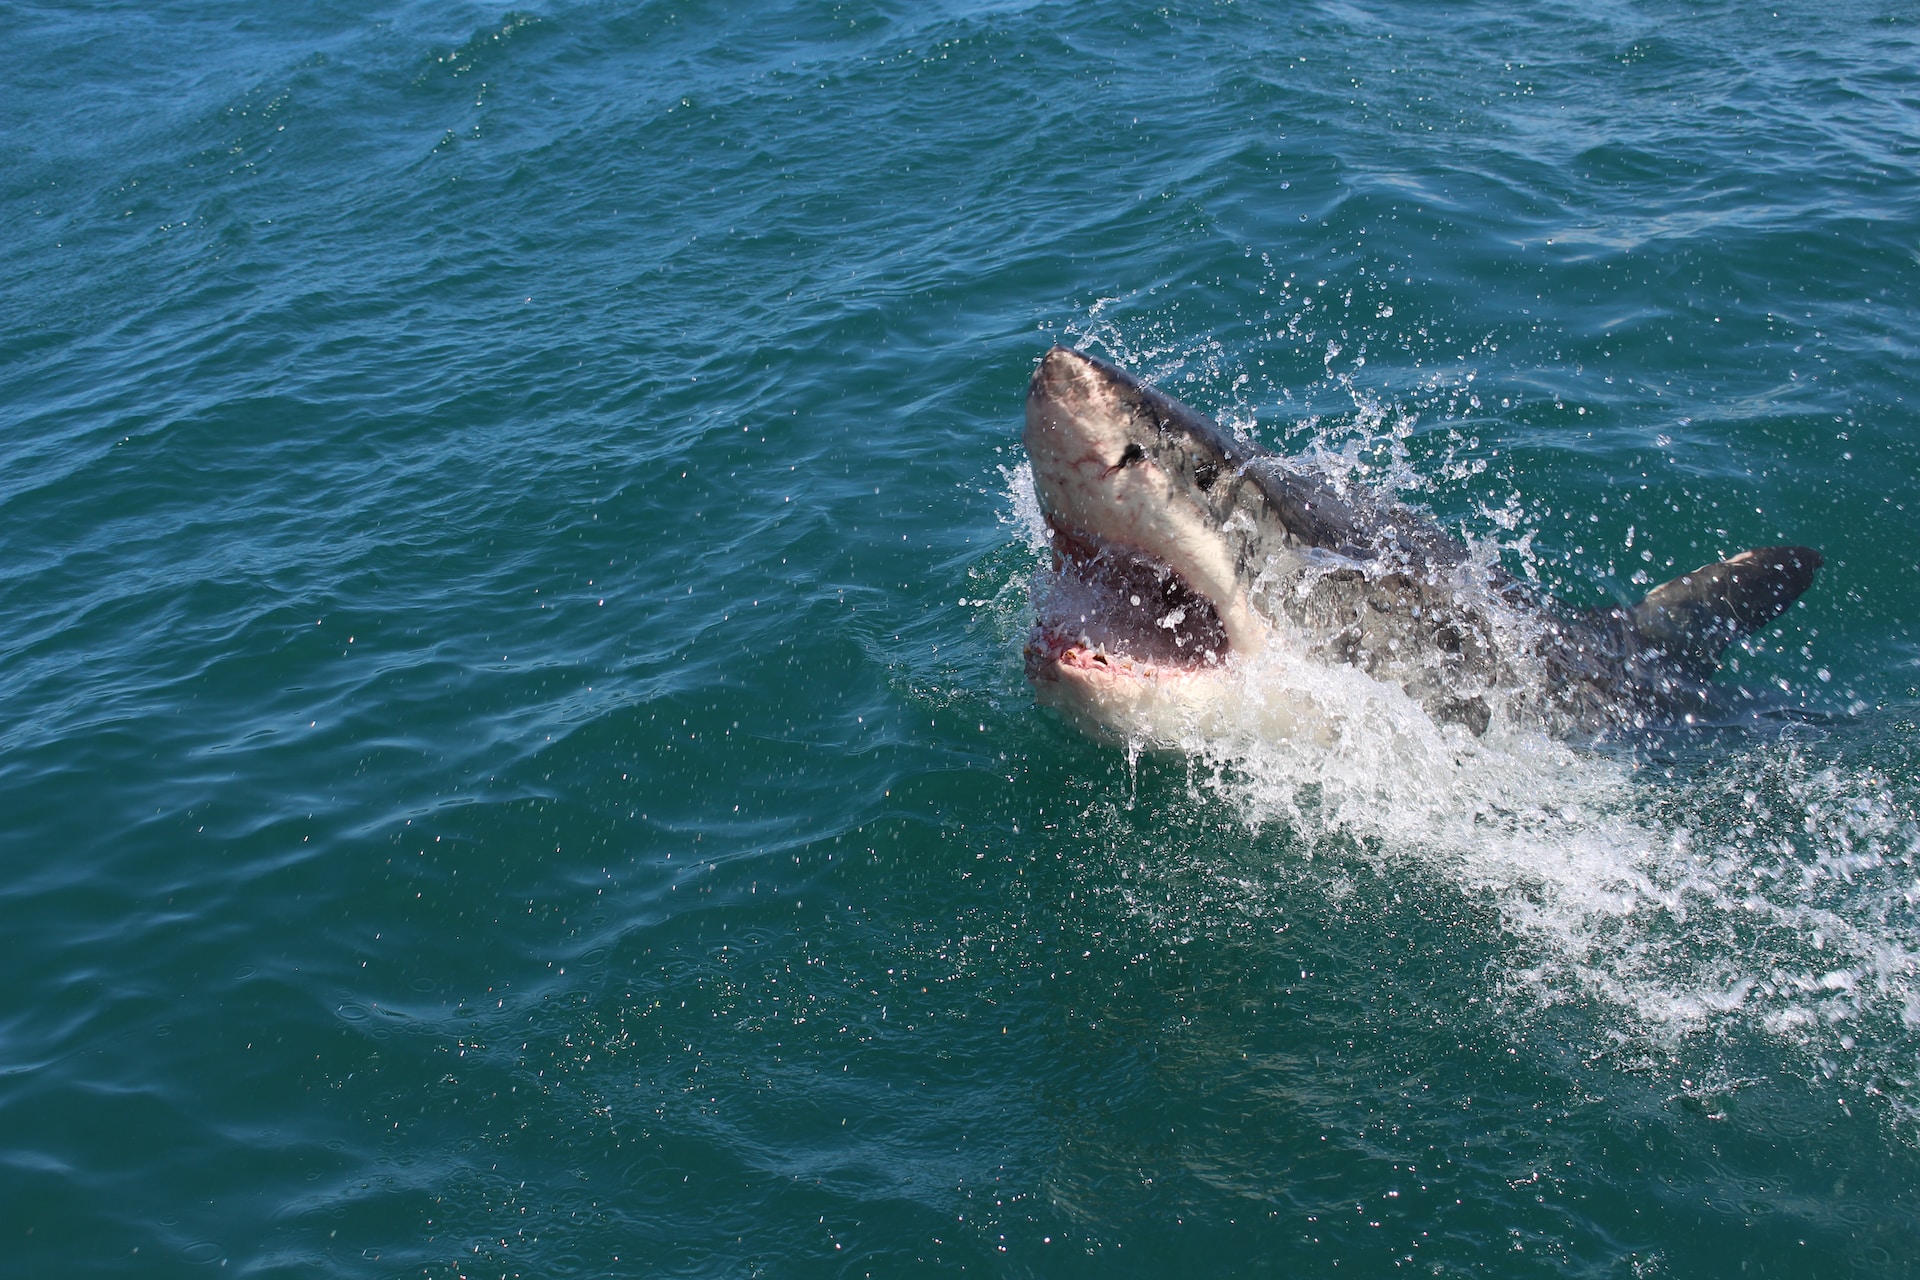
1104,442,1146,477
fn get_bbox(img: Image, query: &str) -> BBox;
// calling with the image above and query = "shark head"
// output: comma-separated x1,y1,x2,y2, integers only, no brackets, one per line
1022,346,1270,739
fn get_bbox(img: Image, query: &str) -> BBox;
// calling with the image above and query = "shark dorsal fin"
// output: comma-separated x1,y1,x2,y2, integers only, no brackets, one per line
1625,545,1823,676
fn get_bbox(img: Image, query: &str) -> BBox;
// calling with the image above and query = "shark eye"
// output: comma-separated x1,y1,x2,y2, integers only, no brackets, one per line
1194,458,1220,491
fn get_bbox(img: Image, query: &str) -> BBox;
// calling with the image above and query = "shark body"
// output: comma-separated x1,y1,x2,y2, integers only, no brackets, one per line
1022,345,1821,745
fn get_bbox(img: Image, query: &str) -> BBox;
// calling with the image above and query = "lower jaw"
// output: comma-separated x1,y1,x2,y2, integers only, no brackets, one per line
1026,635,1234,746
1024,628,1220,684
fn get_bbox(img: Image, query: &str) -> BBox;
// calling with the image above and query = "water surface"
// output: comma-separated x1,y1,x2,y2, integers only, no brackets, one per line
4,1,1920,1275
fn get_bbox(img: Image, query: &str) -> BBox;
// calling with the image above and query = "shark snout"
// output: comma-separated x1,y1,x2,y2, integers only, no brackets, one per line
1030,344,1101,405
1025,346,1131,448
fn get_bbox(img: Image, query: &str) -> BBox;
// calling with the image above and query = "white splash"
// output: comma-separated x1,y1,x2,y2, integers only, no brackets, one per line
1004,313,1920,1125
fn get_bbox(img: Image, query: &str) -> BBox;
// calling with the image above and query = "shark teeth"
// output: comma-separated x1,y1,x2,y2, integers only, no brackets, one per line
1027,524,1230,682
1023,626,1210,685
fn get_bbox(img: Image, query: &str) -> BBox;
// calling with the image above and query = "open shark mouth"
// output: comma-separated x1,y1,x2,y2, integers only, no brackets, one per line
1025,520,1231,684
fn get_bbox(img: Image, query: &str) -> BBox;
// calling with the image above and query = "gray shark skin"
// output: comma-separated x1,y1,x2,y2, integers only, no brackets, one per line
1021,345,1821,743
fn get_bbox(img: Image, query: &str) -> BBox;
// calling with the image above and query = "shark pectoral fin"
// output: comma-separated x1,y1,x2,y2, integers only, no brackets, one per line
1626,545,1823,676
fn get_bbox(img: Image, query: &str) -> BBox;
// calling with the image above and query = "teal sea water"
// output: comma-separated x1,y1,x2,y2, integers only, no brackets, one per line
6,1,1920,1275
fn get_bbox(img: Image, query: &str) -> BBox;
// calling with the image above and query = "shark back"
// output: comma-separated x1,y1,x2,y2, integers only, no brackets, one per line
1242,455,1471,570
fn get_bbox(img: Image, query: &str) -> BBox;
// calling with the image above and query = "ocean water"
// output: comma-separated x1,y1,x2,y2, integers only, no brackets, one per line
5,0,1920,1275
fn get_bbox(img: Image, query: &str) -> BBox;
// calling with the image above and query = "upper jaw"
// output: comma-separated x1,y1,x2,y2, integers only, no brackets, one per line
1039,500,1262,652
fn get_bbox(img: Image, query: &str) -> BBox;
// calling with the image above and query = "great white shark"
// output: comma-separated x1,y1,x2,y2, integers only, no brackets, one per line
1022,345,1822,745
